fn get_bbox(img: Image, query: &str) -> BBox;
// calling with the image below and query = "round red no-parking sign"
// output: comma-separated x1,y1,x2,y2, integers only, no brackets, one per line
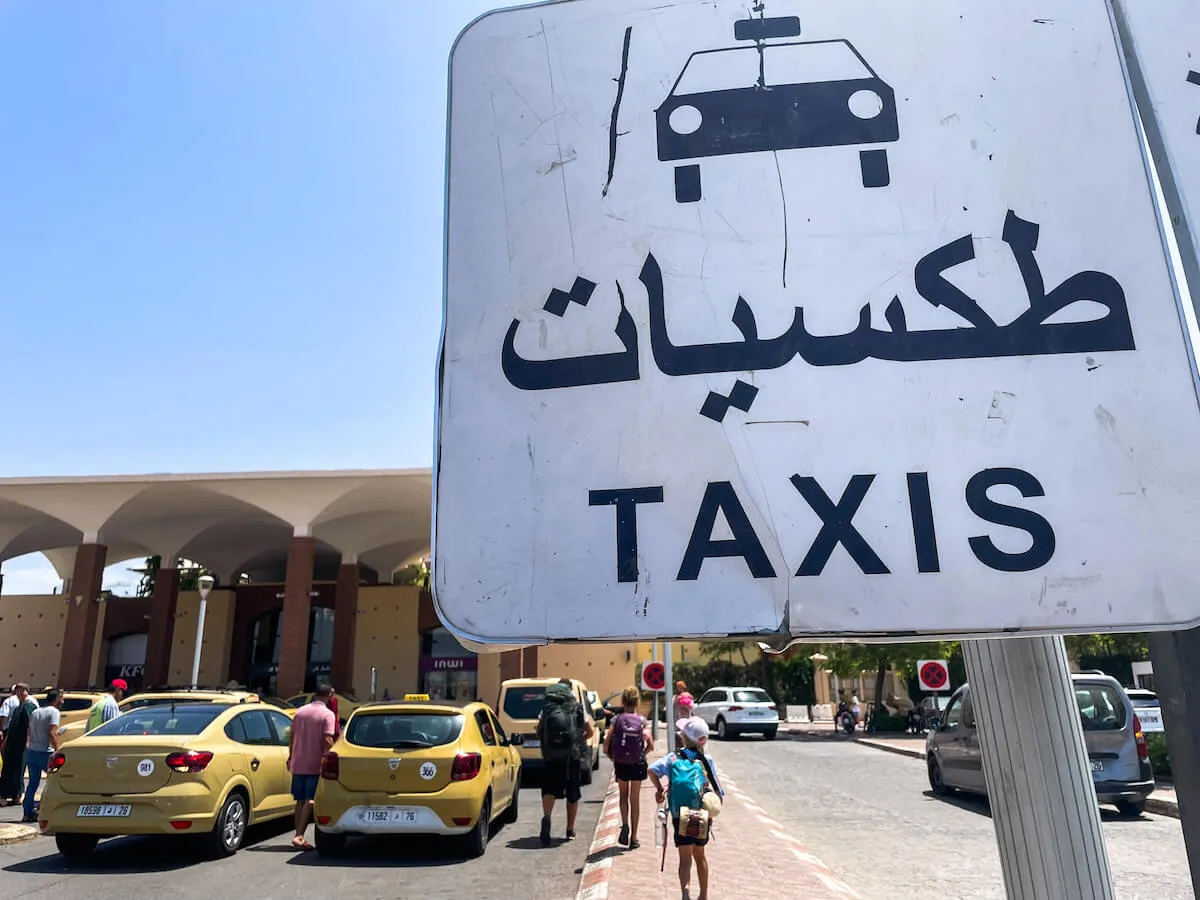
641,661,666,692
918,659,949,692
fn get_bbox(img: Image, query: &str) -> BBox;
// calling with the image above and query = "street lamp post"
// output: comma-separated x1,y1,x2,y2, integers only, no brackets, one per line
191,574,215,688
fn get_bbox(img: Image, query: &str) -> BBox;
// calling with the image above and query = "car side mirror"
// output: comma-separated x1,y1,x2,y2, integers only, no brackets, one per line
510,733,524,746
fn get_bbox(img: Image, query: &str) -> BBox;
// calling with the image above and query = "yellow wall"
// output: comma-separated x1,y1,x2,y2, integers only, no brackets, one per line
352,585,420,701
477,652,502,710
167,590,237,687
0,594,68,687
537,644,642,705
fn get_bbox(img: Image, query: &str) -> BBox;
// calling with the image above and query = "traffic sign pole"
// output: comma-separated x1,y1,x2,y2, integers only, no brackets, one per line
962,636,1116,900
665,642,675,755
651,642,659,743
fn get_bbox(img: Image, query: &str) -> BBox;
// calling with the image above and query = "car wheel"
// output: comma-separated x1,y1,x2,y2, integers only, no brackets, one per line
500,782,520,825
315,827,346,857
55,833,99,861
716,717,728,740
206,790,248,857
763,728,778,741
1115,799,1146,818
462,795,491,859
928,760,951,796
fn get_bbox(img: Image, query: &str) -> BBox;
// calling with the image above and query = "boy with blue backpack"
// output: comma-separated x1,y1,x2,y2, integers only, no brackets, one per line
604,686,655,849
649,716,724,900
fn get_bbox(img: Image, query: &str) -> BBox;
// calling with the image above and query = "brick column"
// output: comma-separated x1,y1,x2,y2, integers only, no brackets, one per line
500,650,522,682
331,562,359,693
277,536,315,698
143,566,180,687
522,646,542,678
59,543,107,688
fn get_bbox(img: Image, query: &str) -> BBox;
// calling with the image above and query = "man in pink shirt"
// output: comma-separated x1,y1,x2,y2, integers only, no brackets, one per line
287,683,337,850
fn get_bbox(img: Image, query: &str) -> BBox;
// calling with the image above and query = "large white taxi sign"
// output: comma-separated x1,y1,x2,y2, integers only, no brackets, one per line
434,0,1200,643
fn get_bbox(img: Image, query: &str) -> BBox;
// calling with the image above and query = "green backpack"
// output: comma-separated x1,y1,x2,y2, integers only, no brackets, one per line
540,684,581,761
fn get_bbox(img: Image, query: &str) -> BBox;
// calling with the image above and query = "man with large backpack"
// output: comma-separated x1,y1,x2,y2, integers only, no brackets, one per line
536,678,595,846
604,685,654,849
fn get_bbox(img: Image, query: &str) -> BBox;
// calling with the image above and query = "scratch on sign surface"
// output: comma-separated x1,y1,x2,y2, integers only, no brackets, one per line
773,150,788,288
603,26,634,198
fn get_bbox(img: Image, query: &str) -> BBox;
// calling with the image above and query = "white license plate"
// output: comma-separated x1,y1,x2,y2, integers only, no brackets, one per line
524,739,540,749
1090,760,1105,773
357,807,418,825
77,804,131,818
749,710,768,716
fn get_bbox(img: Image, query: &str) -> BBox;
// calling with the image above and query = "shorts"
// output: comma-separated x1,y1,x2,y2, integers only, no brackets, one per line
613,760,648,782
291,774,320,802
672,817,710,848
540,757,582,803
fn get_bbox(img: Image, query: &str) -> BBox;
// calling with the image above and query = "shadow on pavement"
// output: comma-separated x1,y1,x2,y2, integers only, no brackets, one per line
922,789,992,817
3,821,290,875
285,822,520,868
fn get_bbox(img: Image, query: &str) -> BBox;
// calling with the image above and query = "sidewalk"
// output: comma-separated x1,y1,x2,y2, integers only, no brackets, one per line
782,723,1182,819
577,752,861,899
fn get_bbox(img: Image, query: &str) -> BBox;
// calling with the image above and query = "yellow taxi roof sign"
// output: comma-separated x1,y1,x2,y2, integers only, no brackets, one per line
404,693,430,702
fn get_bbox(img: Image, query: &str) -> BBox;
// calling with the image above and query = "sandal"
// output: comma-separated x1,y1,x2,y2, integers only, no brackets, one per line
291,836,315,851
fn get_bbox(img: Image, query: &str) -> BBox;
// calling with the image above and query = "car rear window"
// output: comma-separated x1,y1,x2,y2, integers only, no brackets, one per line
346,713,464,749
58,697,95,713
503,688,547,721
732,690,772,703
123,696,234,711
92,706,224,736
1074,685,1127,731
1129,696,1159,708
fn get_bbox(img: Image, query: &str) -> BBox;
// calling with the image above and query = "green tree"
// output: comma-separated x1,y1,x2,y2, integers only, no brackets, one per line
134,556,216,596
698,639,753,665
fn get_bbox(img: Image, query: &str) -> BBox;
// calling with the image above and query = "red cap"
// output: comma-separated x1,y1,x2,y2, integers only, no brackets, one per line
111,679,128,691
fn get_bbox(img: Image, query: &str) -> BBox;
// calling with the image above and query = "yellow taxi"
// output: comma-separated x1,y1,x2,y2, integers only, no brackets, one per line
496,677,603,778
40,701,297,859
313,695,522,858
32,690,105,730
56,688,265,744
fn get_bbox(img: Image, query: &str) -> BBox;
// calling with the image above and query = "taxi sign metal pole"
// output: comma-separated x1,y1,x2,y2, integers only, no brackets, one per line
962,636,1116,900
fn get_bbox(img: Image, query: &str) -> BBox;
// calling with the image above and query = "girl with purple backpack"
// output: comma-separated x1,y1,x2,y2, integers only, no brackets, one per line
604,685,655,849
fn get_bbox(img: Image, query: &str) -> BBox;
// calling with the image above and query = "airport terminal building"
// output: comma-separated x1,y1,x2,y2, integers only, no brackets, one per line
0,470,640,706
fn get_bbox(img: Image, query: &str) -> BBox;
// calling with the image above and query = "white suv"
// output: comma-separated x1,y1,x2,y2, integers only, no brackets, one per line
693,686,780,740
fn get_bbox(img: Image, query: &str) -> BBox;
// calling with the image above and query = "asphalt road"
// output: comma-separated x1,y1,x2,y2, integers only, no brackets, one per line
0,762,609,900
710,734,1194,900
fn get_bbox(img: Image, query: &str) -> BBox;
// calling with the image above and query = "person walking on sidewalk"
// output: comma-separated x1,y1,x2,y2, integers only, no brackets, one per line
286,683,337,850
537,679,595,845
0,684,36,806
604,685,654,849
22,690,63,823
650,716,724,900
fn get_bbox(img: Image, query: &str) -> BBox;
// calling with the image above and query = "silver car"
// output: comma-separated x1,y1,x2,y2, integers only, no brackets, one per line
693,686,780,740
926,673,1154,817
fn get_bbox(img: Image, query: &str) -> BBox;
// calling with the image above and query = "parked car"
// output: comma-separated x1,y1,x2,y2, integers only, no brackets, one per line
40,702,297,859
494,677,602,776
693,686,780,740
56,688,263,744
313,698,521,859
925,674,1154,817
1124,688,1164,733
31,690,105,730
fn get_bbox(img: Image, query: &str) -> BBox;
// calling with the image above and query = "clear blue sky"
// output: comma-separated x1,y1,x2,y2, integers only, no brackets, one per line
0,0,504,477
0,0,505,591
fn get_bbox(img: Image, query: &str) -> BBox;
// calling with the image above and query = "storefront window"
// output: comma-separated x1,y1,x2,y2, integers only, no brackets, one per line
419,627,478,701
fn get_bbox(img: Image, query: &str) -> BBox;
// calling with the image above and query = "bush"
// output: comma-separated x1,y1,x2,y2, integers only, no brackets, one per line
1146,733,1171,777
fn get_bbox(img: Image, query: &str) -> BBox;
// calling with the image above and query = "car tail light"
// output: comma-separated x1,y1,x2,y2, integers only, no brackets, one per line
169,820,192,830
452,816,472,826
1133,715,1149,759
728,706,744,713
316,816,331,826
47,752,66,774
321,752,340,780
165,751,213,773
768,705,777,711
451,752,482,781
